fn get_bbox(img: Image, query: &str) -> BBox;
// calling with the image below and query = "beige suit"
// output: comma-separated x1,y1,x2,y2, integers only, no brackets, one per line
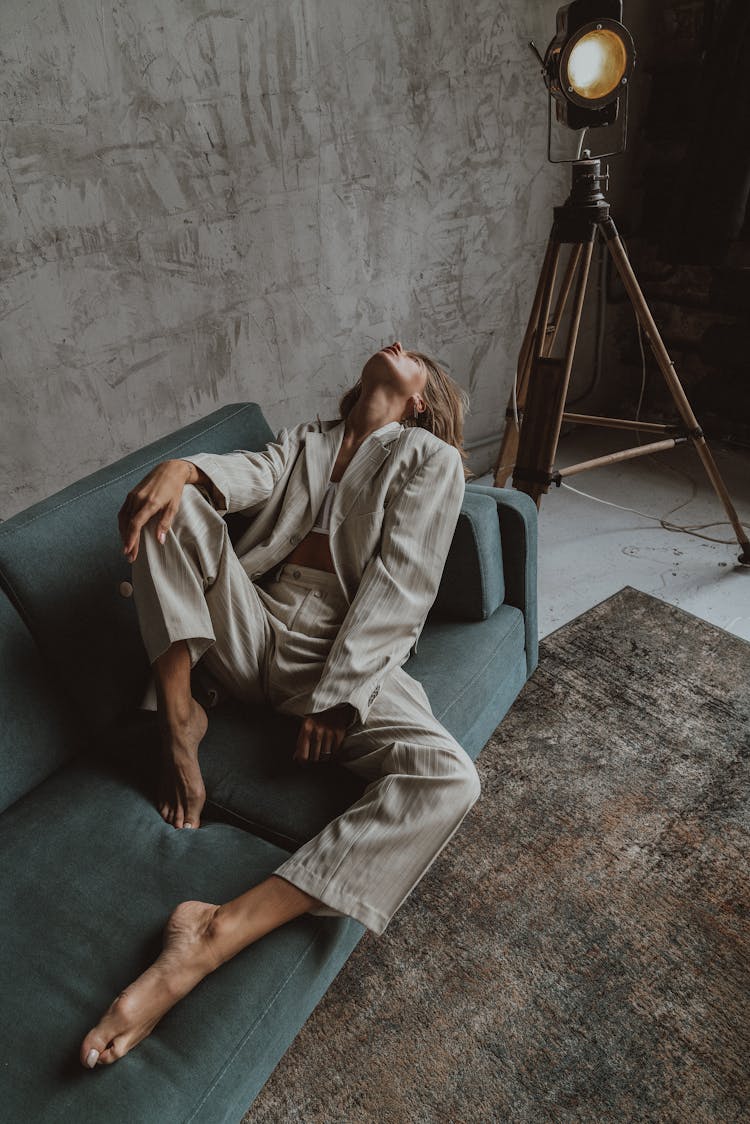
131,416,481,935
183,416,468,722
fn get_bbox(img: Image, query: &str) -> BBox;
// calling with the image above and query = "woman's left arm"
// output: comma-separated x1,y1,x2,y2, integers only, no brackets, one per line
307,442,466,727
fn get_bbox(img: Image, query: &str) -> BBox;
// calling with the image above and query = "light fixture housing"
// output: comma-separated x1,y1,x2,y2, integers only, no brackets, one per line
541,0,635,156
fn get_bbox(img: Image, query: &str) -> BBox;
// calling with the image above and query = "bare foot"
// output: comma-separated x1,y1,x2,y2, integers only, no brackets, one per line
157,697,209,829
80,900,222,1068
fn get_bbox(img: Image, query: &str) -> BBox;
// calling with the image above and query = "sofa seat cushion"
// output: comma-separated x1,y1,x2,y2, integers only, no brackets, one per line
407,601,528,755
0,754,364,1124
110,601,527,851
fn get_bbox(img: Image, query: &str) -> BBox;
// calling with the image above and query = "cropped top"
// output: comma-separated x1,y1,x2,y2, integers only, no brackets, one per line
310,420,403,535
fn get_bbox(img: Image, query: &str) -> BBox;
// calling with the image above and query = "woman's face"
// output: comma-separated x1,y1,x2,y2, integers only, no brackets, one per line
361,341,427,404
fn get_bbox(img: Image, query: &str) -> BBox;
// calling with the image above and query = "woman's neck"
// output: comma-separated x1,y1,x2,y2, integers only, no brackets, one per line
344,391,403,445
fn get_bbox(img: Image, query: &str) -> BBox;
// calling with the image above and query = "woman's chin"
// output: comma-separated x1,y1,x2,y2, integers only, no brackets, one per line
361,353,401,387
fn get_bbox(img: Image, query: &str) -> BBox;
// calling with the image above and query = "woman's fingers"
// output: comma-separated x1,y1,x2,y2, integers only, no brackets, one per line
122,500,162,563
122,506,152,563
121,497,180,564
294,717,313,764
319,729,334,763
294,712,352,767
331,728,346,760
155,500,178,546
117,464,186,561
309,723,324,764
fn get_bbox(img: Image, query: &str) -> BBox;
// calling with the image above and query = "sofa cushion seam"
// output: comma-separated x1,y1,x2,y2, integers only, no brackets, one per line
205,798,301,851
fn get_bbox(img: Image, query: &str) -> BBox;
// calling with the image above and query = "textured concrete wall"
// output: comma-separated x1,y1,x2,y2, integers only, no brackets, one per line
0,0,569,516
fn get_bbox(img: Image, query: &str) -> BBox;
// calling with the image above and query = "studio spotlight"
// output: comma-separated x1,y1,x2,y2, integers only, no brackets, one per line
493,1,750,564
532,0,636,158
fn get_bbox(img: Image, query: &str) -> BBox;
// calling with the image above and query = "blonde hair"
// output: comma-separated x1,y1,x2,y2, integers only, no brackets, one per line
338,349,474,480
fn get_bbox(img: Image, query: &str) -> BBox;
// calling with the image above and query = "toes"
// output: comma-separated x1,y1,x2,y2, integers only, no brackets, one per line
156,787,204,830
185,796,204,830
80,997,130,1069
80,1033,106,1069
96,1037,129,1065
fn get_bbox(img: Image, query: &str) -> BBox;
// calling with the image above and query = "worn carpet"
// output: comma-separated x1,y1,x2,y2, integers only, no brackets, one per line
243,586,750,1123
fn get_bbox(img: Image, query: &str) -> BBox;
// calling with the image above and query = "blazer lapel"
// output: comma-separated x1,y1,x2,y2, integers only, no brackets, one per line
329,431,396,534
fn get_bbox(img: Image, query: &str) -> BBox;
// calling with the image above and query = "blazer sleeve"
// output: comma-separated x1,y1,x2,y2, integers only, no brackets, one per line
178,427,291,516
307,441,466,726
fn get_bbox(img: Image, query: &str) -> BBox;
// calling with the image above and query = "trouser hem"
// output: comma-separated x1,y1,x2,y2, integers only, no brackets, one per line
273,861,390,937
137,635,217,711
148,630,216,670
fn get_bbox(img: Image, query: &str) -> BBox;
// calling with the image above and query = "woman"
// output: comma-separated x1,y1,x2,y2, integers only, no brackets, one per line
80,341,481,1069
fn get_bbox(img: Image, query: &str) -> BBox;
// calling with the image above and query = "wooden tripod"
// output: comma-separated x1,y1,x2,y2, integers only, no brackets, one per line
493,157,750,566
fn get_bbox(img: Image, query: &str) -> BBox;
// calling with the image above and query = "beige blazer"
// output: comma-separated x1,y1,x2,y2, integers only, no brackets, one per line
181,416,466,725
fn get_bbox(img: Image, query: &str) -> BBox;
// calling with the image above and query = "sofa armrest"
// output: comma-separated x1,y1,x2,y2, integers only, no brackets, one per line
464,483,539,677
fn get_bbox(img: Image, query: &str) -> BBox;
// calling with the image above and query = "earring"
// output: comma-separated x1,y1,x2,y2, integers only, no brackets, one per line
413,402,420,419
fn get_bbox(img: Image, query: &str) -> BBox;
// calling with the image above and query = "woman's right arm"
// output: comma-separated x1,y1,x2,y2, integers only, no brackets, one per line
118,426,293,564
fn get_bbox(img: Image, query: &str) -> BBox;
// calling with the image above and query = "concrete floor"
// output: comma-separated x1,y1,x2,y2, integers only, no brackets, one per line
474,426,750,646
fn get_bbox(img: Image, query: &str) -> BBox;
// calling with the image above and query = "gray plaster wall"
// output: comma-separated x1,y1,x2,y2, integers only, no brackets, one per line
1,0,570,517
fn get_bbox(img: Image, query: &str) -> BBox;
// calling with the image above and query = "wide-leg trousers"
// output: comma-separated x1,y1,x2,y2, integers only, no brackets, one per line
130,483,481,936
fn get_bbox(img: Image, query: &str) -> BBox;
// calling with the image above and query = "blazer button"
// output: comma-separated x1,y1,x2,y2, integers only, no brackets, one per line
119,581,133,598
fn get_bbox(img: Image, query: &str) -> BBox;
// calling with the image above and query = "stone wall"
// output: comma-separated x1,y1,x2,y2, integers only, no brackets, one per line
0,0,570,516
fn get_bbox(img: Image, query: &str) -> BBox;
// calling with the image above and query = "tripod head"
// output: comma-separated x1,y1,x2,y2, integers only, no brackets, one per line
553,156,615,243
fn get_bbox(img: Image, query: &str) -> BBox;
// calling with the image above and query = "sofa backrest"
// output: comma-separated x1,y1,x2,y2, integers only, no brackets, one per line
0,404,274,735
0,404,506,739
0,593,86,813
432,490,505,620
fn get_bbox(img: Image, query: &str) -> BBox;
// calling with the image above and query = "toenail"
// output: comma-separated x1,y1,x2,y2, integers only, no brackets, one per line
86,1048,100,1069
183,822,193,829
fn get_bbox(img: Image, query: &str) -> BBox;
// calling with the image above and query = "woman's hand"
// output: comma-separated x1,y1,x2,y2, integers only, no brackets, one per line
118,460,193,564
293,704,356,766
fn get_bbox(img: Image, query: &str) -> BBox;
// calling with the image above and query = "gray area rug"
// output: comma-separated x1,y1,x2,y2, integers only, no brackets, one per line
243,586,750,1123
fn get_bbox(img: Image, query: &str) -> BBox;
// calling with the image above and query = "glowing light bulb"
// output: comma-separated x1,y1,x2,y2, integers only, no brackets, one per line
567,29,627,100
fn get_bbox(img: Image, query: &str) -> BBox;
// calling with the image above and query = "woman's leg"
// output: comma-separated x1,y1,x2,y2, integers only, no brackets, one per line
130,483,272,828
79,875,325,1069
273,666,482,935
248,567,481,933
80,665,480,1067
80,527,346,1068
152,638,209,830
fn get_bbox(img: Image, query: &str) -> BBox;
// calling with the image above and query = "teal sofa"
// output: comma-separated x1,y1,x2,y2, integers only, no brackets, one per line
0,403,538,1123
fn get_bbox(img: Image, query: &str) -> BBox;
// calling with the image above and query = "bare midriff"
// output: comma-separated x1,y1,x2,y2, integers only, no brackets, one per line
281,529,336,573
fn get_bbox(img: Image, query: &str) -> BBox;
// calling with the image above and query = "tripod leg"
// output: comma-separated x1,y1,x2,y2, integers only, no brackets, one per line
493,234,561,486
513,237,596,506
605,226,750,564
546,243,584,356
